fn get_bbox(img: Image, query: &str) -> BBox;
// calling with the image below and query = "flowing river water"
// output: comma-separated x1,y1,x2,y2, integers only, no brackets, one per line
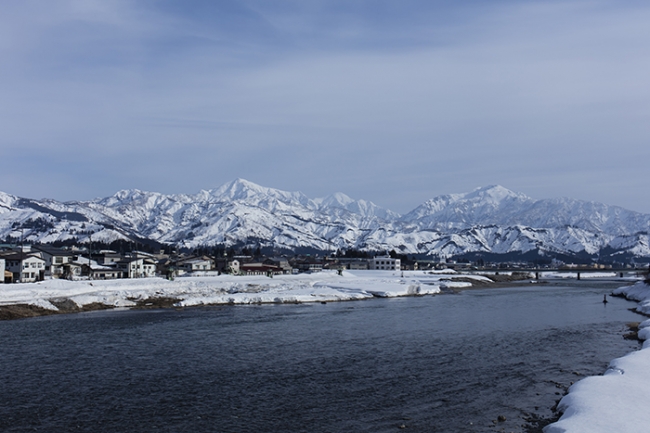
0,280,642,432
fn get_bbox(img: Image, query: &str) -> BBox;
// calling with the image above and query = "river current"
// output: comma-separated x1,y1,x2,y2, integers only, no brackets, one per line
0,281,642,433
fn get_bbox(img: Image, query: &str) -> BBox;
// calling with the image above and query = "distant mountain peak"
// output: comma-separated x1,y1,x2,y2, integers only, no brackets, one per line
0,182,648,260
466,185,529,201
316,192,355,207
210,178,265,198
111,188,151,200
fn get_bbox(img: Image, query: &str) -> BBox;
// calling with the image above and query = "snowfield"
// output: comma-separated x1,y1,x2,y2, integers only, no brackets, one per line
545,281,650,433
0,270,459,311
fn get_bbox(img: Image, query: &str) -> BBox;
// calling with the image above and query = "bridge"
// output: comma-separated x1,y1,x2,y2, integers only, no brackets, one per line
465,267,648,280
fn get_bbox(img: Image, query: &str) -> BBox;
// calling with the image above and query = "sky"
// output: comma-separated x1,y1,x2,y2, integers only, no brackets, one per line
1,0,649,215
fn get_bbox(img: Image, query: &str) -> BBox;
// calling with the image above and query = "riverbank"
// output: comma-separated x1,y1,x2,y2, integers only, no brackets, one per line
0,271,635,323
0,270,499,320
544,280,650,433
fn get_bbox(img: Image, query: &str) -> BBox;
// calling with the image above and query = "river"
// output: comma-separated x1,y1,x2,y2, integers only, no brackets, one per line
0,281,642,432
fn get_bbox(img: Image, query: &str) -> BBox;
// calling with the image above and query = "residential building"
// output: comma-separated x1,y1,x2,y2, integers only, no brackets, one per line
94,251,123,266
369,255,401,271
263,257,292,274
348,260,369,270
295,259,324,273
228,259,240,274
1,252,46,282
31,245,77,278
337,258,369,270
239,263,284,276
82,262,123,280
116,258,156,278
176,256,215,273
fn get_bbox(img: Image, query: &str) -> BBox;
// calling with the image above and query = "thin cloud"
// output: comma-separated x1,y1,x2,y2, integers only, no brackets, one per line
0,1,649,214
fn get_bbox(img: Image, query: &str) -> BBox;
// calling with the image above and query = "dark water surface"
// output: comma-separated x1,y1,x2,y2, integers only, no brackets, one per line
0,282,642,433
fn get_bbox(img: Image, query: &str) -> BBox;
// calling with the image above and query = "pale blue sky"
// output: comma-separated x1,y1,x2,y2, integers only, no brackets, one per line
1,0,649,214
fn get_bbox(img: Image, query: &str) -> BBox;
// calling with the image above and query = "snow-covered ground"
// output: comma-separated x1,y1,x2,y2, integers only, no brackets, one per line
545,281,650,433
0,270,491,311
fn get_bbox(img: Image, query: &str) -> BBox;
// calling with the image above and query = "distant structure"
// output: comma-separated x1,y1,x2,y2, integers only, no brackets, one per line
368,255,401,271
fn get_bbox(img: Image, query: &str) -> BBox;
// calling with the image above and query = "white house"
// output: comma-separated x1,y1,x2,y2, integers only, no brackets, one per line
177,256,215,273
369,255,401,271
228,259,240,274
96,251,123,266
85,264,123,280
116,258,157,278
32,245,77,278
2,253,47,282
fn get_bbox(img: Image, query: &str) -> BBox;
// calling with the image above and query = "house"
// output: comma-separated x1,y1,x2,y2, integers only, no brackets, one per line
31,245,78,278
62,255,121,280
116,257,157,278
369,255,401,271
213,256,245,274
81,262,123,280
1,252,47,282
337,258,369,270
176,256,215,273
94,251,123,266
62,261,84,279
295,259,324,273
68,256,104,279
227,259,240,274
348,260,369,270
263,257,292,274
239,262,284,276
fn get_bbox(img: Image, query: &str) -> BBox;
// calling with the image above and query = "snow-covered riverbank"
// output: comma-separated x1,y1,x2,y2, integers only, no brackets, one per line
0,270,493,314
545,280,650,433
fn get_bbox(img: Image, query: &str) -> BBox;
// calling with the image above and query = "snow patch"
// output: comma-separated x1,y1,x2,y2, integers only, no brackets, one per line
546,281,650,433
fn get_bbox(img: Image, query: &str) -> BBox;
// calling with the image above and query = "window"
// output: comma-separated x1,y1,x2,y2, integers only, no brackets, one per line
55,257,63,264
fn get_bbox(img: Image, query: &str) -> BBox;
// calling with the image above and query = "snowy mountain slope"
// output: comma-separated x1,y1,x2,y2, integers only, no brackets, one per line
401,185,533,229
315,192,400,221
0,198,131,246
0,180,649,259
402,185,650,236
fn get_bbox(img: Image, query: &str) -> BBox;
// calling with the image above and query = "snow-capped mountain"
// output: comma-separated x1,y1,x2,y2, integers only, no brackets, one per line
400,185,648,236
1,181,649,260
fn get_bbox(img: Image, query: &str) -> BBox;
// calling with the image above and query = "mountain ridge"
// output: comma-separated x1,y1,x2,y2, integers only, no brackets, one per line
1,180,649,261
